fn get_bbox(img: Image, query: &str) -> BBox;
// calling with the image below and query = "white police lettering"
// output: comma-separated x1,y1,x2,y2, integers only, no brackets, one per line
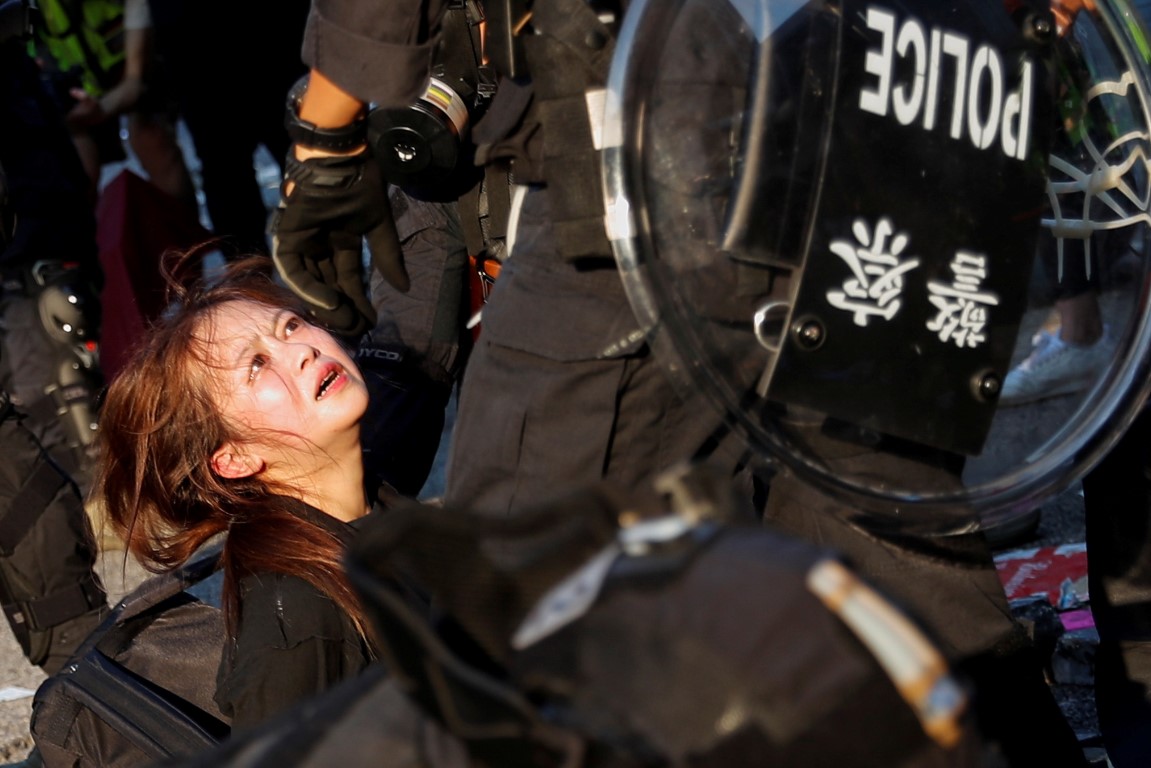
859,6,1033,160
826,217,920,326
926,252,999,348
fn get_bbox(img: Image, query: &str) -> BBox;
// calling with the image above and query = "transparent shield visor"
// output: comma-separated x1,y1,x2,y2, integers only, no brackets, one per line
604,0,1151,535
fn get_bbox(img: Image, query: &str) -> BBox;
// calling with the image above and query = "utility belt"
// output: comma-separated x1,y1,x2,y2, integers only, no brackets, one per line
475,0,619,261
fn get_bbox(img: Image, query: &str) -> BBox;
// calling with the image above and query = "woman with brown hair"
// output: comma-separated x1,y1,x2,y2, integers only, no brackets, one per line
93,252,382,732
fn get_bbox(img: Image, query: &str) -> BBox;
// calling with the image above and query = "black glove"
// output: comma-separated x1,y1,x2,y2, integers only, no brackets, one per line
271,148,409,338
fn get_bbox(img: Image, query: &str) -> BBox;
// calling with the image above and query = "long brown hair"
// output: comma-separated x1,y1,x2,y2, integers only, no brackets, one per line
93,248,370,639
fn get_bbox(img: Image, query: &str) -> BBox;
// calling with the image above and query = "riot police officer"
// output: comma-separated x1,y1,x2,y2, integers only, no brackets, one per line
268,0,1151,764
0,14,108,674
0,0,103,490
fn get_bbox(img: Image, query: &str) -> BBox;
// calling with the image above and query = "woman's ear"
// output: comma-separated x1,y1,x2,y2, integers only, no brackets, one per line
211,443,265,479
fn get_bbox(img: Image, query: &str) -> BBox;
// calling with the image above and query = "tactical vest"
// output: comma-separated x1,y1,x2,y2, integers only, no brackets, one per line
476,0,619,260
32,0,125,97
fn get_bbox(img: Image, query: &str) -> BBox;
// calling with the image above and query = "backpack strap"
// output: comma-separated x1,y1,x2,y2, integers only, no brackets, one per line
56,540,224,670
111,539,223,621
458,162,513,258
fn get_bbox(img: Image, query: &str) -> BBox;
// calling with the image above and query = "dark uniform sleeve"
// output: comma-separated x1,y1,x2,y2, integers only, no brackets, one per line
302,0,449,108
216,574,372,732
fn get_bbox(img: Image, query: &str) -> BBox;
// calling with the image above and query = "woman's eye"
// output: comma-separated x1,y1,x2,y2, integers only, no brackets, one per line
249,353,268,381
284,316,302,336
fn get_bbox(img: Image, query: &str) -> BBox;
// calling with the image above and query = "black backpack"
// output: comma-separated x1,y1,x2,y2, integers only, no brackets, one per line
29,541,231,767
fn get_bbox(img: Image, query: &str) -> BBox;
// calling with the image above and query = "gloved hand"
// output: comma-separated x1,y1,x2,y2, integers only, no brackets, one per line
271,147,409,338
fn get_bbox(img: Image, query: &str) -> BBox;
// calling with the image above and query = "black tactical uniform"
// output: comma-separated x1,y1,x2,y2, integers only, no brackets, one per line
439,0,743,515
0,36,103,485
0,29,107,675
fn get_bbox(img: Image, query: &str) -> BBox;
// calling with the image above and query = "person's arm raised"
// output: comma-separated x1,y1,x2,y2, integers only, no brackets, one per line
271,70,407,340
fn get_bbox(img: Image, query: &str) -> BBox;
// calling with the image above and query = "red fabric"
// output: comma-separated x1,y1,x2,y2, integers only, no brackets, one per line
467,254,501,342
96,170,210,384
994,543,1089,606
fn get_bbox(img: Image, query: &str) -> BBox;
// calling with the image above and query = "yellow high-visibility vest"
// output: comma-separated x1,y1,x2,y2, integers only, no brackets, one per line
31,0,125,97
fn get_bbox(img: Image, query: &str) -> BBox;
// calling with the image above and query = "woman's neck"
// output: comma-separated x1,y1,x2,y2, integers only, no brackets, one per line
279,441,370,523
305,479,369,523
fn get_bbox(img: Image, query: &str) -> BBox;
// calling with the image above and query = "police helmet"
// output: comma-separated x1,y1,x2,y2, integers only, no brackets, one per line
37,279,96,345
603,0,1151,533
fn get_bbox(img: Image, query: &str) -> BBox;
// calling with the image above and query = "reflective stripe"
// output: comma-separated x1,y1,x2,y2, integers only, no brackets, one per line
807,558,968,749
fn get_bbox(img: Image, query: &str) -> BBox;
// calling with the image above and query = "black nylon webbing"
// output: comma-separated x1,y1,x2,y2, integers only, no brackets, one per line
32,677,84,746
538,98,599,163
23,575,103,630
460,165,514,257
486,163,512,240
459,183,484,257
0,456,68,556
518,0,616,261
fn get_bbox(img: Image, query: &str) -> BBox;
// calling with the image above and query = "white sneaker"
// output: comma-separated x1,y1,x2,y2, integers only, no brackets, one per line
999,326,1113,406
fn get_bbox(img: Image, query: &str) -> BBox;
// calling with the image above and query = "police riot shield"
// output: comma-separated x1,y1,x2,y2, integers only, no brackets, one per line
603,0,1151,533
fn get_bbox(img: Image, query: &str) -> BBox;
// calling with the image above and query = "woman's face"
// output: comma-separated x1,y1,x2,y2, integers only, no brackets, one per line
200,299,369,476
